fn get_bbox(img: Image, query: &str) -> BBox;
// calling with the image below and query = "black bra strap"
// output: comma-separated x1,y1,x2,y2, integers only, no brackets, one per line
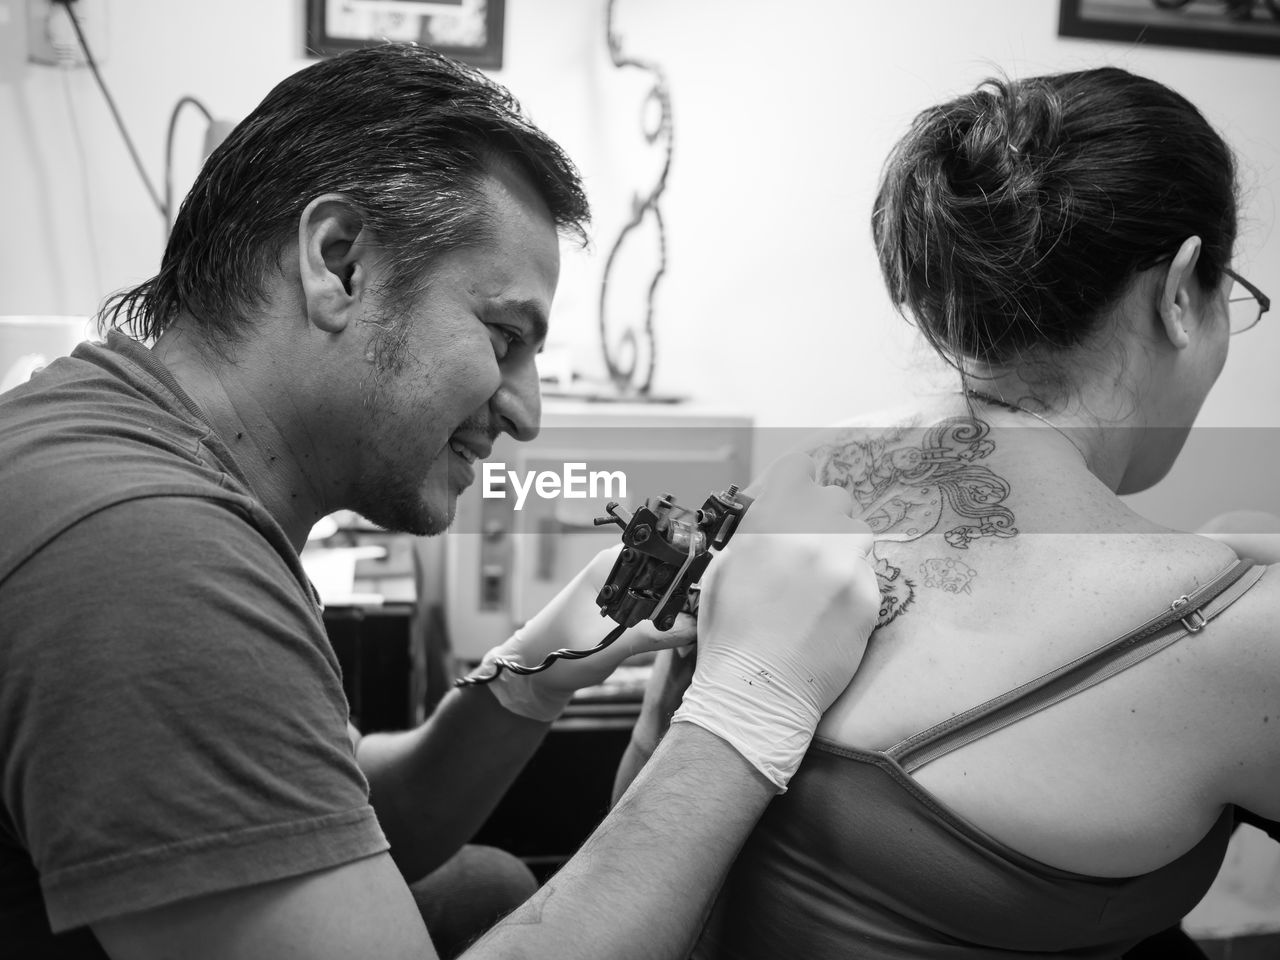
887,560,1265,774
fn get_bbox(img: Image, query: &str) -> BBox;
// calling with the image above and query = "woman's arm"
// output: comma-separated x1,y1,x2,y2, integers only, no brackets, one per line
1199,510,1280,564
1206,565,1280,821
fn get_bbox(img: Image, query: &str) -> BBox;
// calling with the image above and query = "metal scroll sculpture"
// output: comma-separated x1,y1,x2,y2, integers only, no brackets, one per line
598,0,673,396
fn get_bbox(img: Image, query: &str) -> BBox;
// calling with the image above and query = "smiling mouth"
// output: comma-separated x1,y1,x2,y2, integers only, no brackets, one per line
449,440,479,464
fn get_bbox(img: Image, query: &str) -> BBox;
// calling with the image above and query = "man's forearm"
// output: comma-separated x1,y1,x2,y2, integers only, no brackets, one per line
357,684,550,881
465,722,776,960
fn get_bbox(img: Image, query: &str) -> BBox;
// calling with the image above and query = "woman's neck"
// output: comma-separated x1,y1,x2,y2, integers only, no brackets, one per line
957,374,1141,493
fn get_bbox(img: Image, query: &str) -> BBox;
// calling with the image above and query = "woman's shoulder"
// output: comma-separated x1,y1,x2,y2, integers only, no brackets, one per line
1194,559,1280,818
1200,554,1280,659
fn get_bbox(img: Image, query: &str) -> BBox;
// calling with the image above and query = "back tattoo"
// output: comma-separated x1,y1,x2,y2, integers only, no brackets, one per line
809,417,1018,626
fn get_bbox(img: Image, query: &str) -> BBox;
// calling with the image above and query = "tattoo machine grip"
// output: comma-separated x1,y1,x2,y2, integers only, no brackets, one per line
593,485,753,631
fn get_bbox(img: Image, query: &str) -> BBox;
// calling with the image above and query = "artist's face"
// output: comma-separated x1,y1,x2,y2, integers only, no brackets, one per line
353,170,560,535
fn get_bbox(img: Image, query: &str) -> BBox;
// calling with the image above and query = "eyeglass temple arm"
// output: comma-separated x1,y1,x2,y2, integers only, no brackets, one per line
1226,266,1270,313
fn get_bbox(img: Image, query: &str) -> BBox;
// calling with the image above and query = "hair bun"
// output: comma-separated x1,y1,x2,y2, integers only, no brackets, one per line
872,68,1237,371
957,80,1062,178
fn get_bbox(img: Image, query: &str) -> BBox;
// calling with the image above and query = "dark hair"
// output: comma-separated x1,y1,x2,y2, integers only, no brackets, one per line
872,67,1237,369
102,43,590,345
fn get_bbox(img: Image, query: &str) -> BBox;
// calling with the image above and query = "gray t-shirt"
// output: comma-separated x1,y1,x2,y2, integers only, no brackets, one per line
0,334,387,956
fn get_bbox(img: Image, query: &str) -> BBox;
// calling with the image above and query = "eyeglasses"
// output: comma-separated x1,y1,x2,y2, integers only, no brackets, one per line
1225,267,1270,335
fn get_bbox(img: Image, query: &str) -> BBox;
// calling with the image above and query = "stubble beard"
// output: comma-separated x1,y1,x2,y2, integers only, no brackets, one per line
350,322,455,537
354,450,454,536
351,308,493,537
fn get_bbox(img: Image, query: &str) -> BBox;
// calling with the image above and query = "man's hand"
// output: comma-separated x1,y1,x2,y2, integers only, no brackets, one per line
672,452,879,790
475,545,697,722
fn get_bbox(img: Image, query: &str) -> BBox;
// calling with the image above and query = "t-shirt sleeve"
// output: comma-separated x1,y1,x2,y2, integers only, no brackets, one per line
0,496,388,933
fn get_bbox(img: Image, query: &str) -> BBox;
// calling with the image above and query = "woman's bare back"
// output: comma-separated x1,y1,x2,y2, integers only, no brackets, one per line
810,404,1277,878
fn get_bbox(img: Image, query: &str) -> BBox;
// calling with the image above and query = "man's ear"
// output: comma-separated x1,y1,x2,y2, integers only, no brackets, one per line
1157,236,1203,351
298,194,373,334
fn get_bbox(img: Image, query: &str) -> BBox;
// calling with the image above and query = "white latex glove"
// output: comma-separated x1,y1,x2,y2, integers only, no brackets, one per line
471,545,697,722
672,452,879,792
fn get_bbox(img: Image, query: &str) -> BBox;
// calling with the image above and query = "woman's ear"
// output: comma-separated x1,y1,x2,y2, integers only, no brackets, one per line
297,194,373,334
1157,236,1203,351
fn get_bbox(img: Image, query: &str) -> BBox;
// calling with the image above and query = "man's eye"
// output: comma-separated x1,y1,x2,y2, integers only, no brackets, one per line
491,326,524,350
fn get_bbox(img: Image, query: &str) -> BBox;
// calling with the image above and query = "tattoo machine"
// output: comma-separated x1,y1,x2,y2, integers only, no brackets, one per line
592,485,753,630
456,485,753,687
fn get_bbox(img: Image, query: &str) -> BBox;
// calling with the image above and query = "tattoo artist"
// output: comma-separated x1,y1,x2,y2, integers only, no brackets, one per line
0,44,881,960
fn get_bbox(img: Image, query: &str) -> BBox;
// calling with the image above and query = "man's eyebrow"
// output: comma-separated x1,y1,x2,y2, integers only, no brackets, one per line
484,298,548,344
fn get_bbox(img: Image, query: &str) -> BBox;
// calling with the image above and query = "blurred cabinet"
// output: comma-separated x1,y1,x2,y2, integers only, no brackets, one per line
324,604,418,733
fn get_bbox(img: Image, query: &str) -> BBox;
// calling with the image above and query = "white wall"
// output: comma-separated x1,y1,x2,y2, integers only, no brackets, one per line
3,0,1278,519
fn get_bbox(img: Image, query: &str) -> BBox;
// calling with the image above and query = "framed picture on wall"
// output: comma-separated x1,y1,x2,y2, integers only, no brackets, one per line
306,0,506,69
1059,0,1280,56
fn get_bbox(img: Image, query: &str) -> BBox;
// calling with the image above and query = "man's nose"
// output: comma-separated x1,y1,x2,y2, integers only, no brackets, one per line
492,358,541,442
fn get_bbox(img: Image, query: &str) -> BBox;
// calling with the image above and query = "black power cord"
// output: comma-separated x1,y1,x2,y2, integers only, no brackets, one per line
164,95,214,232
454,622,629,687
55,0,165,219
